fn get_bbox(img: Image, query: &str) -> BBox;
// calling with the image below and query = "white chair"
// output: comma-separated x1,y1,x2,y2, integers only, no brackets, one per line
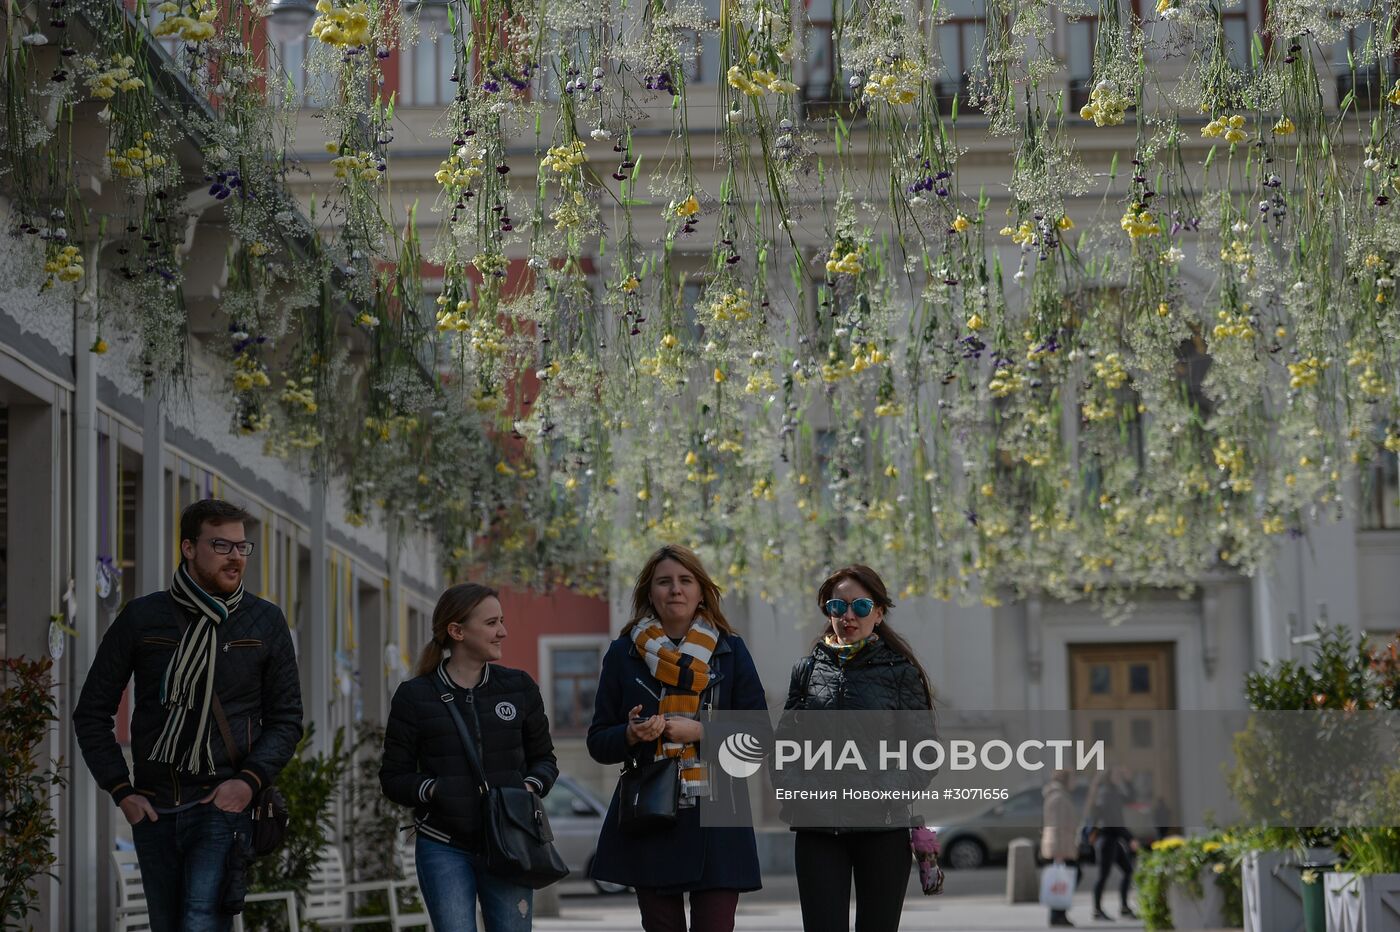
112,849,298,931
232,890,299,932
113,850,152,932
302,844,431,930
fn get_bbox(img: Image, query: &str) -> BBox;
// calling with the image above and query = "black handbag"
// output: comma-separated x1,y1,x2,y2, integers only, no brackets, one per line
438,682,570,889
618,751,681,835
211,688,288,859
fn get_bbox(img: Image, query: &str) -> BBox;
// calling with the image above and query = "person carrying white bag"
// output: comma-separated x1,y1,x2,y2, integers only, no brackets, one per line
1040,770,1082,927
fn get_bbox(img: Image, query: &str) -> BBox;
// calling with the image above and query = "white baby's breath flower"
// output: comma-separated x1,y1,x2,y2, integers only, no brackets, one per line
1165,246,1185,264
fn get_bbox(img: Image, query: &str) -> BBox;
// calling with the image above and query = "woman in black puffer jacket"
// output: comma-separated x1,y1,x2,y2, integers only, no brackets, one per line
380,583,558,932
784,565,934,932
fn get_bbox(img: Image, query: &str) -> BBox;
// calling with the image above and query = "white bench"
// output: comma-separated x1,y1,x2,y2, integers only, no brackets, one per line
112,849,299,931
302,841,431,930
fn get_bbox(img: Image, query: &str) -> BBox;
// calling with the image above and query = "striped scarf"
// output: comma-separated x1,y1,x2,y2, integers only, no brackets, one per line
822,632,878,664
631,616,718,801
150,563,244,775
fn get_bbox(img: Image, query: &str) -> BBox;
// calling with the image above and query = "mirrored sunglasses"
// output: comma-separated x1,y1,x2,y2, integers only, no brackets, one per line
824,597,875,618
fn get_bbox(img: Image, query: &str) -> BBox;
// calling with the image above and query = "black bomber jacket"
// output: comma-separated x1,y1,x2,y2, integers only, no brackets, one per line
380,662,558,851
74,590,304,808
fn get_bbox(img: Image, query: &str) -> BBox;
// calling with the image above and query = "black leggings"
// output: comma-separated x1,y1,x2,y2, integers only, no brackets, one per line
1093,833,1135,911
794,829,911,932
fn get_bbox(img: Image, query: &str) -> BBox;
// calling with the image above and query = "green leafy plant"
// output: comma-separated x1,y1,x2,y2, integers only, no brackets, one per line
1135,832,1244,931
1229,627,1400,850
343,722,421,927
243,725,348,931
0,658,65,929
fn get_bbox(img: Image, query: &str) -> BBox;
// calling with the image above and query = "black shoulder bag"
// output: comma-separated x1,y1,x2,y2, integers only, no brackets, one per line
210,694,289,858
438,685,570,889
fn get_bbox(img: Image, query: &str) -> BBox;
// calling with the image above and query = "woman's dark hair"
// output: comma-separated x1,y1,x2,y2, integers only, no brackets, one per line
180,499,253,545
815,564,934,708
415,582,500,677
621,543,733,638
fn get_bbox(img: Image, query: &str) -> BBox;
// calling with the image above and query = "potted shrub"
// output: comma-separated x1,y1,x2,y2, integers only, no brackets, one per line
1136,832,1244,930
0,659,64,926
1229,627,1400,931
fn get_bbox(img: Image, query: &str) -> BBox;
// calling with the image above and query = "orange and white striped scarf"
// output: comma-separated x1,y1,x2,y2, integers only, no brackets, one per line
631,616,718,801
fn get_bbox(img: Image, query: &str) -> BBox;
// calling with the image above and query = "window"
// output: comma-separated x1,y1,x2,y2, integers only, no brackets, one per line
400,6,460,106
269,36,331,108
548,644,602,735
1089,664,1111,694
1335,20,1396,110
1066,15,1097,111
675,0,720,84
1220,10,1254,72
1363,442,1400,529
935,0,987,113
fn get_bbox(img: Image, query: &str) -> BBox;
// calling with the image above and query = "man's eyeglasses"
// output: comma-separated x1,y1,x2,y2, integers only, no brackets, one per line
824,598,875,618
203,537,255,556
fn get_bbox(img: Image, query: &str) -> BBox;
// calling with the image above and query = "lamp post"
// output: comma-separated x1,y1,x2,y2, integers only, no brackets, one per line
265,0,316,46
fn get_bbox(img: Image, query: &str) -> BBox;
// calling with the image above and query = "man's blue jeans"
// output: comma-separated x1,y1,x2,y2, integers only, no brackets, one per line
131,802,249,932
415,835,534,932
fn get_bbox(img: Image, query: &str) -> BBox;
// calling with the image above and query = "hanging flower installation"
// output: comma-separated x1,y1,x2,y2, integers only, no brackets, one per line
2,0,1398,604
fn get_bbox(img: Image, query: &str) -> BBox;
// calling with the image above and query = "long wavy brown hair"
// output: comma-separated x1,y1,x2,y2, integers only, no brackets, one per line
621,544,734,637
814,564,934,708
415,582,500,677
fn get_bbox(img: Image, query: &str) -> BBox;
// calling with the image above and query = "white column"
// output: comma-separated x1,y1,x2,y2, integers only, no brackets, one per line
308,479,329,754
139,382,165,595
69,310,99,930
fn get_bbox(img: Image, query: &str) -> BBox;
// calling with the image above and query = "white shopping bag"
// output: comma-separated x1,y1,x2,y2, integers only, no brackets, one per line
1039,861,1076,910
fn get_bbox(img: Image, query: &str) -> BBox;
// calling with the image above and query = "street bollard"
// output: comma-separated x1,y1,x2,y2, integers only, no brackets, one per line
1007,838,1040,904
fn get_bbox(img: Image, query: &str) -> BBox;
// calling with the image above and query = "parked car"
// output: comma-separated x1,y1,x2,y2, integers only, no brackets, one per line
540,774,628,894
928,784,1158,870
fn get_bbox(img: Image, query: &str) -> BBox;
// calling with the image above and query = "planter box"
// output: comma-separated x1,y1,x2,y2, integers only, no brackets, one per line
1167,870,1234,930
1243,849,1335,932
1324,871,1400,932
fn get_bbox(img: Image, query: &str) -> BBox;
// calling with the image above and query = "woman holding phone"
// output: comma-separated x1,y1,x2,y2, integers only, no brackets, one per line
587,544,768,932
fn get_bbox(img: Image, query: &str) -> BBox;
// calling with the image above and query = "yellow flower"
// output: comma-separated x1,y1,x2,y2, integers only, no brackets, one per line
1273,116,1295,135
1120,206,1161,239
620,274,640,294
966,313,984,331
713,368,726,384
952,214,970,233
674,195,701,218
91,338,108,354
1058,216,1074,230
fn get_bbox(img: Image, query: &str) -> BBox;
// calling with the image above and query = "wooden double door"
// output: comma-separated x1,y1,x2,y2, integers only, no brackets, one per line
1069,643,1177,836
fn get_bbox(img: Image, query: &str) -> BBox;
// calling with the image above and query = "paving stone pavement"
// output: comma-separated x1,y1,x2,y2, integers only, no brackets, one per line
537,870,1172,932
538,892,1153,931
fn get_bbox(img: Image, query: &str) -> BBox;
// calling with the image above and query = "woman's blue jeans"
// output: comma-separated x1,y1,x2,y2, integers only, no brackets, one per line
415,835,534,932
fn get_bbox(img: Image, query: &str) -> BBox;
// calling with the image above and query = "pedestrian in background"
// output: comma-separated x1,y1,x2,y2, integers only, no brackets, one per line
587,543,768,932
1089,767,1138,921
784,564,936,932
1042,769,1081,927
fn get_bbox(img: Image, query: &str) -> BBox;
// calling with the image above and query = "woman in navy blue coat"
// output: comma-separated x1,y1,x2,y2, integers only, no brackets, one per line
588,543,768,932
